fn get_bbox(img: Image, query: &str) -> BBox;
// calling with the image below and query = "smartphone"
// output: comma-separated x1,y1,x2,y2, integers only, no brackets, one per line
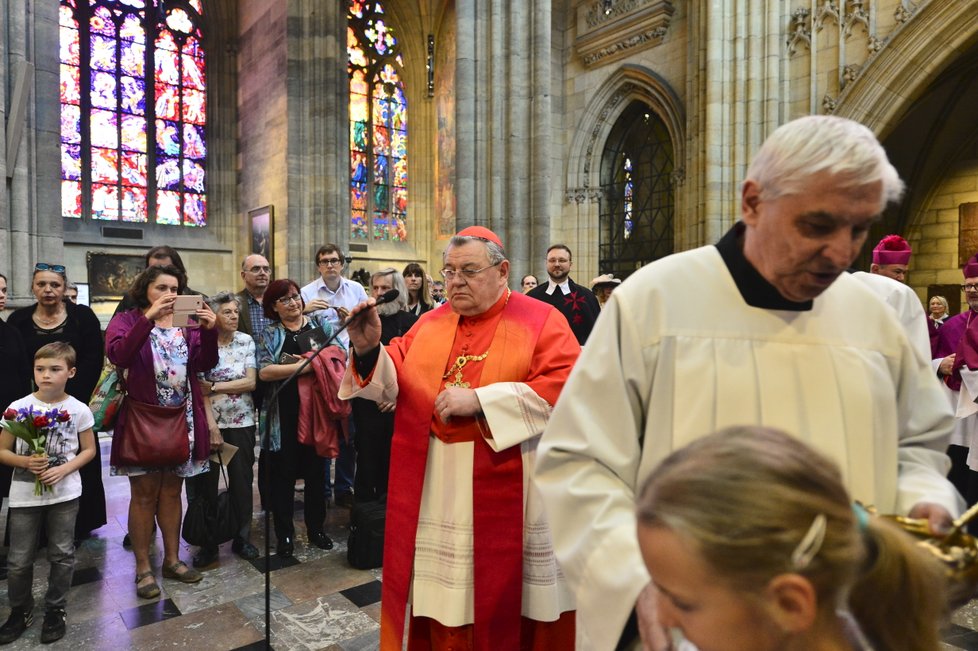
279,352,302,364
172,295,203,327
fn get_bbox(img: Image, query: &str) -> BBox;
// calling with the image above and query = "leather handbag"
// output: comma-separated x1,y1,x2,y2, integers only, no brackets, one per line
182,454,238,547
113,397,190,468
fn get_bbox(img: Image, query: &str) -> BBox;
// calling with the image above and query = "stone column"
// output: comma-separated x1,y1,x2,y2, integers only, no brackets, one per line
285,0,348,280
1,0,61,307
203,1,240,261
685,0,787,244
455,0,551,279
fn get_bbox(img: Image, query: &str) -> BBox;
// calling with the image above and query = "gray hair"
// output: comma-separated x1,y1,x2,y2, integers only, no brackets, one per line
745,115,904,209
207,291,241,312
371,267,409,313
444,236,507,265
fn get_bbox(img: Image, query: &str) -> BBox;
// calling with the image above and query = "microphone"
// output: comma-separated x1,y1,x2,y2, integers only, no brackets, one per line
376,288,399,305
320,289,399,346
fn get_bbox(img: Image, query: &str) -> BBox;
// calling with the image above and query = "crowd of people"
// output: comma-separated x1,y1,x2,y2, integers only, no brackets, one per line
0,113,973,650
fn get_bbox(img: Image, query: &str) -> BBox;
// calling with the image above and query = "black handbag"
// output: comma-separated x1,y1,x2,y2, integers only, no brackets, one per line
182,454,238,547
347,498,386,569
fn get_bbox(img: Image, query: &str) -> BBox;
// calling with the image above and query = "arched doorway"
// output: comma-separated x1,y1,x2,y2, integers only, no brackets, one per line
598,101,675,280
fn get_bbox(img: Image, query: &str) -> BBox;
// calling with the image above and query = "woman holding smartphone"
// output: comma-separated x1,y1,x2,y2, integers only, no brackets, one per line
106,265,218,599
257,279,339,558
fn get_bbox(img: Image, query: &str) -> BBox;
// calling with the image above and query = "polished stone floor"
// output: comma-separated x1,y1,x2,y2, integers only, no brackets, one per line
0,437,382,650
0,436,977,650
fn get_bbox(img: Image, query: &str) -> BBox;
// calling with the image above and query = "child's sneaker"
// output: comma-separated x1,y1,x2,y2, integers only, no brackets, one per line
40,608,65,644
0,606,32,644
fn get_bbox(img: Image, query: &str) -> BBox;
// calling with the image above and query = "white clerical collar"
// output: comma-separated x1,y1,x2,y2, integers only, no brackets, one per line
545,279,571,296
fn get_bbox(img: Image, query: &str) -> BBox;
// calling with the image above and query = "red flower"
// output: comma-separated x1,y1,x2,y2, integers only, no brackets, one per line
33,416,48,428
2,409,15,420
57,410,70,423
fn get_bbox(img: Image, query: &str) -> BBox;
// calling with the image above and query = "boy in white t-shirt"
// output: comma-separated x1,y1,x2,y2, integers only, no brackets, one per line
0,342,96,645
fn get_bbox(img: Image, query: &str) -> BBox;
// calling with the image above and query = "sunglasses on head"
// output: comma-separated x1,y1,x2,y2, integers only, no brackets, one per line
34,263,66,274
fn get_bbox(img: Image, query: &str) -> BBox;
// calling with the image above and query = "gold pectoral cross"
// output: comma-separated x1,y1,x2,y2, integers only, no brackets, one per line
442,352,489,389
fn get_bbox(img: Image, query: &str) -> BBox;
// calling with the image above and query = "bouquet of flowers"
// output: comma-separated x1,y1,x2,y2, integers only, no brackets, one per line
1,406,70,495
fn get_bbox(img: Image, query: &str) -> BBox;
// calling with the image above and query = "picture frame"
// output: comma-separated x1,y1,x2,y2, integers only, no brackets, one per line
249,205,273,266
86,252,145,301
73,282,90,307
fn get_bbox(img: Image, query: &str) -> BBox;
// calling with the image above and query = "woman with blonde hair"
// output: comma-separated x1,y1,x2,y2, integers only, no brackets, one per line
636,426,948,651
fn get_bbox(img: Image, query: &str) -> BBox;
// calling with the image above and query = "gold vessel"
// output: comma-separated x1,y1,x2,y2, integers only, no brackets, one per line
883,502,978,608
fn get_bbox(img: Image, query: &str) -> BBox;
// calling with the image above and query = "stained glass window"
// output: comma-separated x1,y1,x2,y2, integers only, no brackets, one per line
599,102,675,280
348,1,408,242
59,0,206,226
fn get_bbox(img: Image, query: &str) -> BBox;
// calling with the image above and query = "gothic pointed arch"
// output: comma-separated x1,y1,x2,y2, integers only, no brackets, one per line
565,65,684,204
598,102,675,279
835,2,978,138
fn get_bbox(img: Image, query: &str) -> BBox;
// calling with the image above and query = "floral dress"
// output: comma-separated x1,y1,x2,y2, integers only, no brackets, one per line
200,332,256,429
110,326,209,478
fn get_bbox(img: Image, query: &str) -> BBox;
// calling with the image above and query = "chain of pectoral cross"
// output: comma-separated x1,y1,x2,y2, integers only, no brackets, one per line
442,351,490,389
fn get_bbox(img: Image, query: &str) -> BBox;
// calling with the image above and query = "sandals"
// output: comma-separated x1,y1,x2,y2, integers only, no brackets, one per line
162,560,203,584
135,571,161,599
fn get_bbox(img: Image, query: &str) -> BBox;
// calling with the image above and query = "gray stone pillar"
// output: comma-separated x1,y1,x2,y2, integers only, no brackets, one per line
1,0,61,307
455,0,551,280
203,1,240,260
285,0,348,280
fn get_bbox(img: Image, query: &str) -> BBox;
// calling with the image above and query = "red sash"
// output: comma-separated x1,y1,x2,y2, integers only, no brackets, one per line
380,293,553,651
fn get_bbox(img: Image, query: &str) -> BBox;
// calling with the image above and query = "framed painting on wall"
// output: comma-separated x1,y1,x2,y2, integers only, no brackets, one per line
249,205,273,267
86,252,145,301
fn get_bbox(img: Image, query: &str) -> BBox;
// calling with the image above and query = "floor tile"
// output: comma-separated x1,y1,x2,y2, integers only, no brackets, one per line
118,597,182,630
340,580,382,607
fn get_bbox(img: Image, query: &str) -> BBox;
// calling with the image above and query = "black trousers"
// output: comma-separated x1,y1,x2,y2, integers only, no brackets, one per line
268,430,327,542
186,426,257,550
352,398,394,502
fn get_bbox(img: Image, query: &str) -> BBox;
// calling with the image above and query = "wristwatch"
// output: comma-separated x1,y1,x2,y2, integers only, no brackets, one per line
210,381,217,392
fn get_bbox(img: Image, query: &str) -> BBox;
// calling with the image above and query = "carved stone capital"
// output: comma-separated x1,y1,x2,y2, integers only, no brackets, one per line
576,0,674,67
822,94,837,114
787,8,812,57
894,4,914,24
565,188,588,204
844,0,869,37
670,168,685,187
842,63,861,86
565,186,602,204
815,0,839,31
868,35,885,53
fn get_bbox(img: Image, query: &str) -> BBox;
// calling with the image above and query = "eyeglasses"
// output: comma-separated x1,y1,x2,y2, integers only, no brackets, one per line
440,262,501,282
34,263,66,274
963,285,978,292
245,266,271,274
276,294,302,305
318,258,343,267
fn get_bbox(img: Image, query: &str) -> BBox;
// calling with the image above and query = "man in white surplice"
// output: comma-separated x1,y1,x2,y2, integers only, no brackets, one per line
534,115,963,651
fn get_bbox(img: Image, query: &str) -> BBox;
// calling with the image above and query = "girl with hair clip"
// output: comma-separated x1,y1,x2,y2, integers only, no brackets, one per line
636,426,948,651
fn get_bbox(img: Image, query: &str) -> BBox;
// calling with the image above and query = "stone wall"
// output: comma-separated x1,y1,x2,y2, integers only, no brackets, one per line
238,0,290,279
907,152,978,311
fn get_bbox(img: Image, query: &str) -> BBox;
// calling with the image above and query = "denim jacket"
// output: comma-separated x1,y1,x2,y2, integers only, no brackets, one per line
256,315,341,451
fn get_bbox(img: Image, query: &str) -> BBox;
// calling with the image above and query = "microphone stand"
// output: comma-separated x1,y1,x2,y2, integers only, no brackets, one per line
260,290,396,649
